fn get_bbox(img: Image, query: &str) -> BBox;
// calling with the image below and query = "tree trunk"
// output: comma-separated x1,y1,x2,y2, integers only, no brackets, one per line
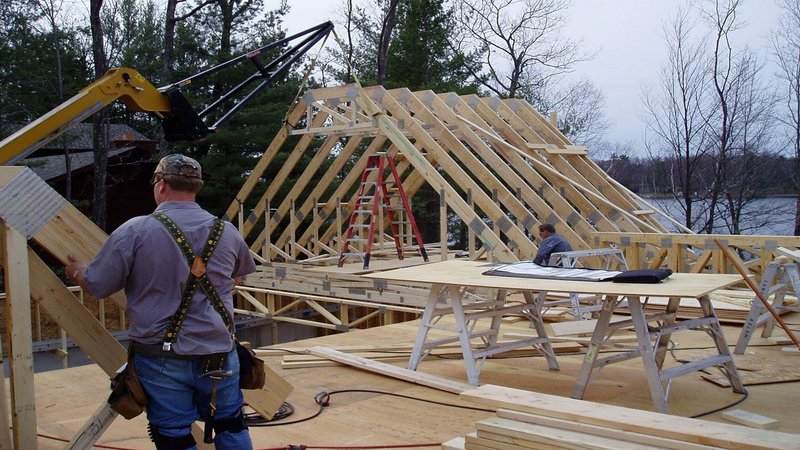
377,0,400,85
90,0,109,229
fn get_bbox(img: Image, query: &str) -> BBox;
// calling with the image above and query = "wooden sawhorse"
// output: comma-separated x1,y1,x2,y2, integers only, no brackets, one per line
573,293,745,414
407,284,559,386
734,261,800,354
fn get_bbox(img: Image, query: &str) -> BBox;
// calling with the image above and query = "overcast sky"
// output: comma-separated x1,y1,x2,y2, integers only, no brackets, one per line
281,0,782,154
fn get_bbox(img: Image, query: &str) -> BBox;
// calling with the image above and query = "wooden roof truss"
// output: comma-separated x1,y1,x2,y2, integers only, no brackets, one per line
226,84,668,265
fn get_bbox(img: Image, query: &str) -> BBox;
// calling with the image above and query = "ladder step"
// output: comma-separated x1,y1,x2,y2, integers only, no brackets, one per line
347,238,368,243
342,252,366,257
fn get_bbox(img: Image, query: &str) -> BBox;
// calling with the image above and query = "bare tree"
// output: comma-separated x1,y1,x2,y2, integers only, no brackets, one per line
527,77,608,147
642,8,710,229
773,0,800,235
455,0,585,98
700,0,775,234
700,0,741,234
376,0,399,85
719,52,776,234
35,0,75,200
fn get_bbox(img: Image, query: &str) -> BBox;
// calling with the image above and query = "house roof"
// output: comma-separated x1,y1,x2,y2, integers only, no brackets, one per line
39,123,150,151
23,147,135,181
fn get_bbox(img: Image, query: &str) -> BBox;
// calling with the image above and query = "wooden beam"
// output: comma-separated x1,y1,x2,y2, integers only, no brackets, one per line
1,221,37,448
28,249,126,375
307,346,473,394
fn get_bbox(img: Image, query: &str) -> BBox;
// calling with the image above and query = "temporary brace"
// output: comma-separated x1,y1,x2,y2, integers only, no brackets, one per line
734,261,800,354
338,152,428,269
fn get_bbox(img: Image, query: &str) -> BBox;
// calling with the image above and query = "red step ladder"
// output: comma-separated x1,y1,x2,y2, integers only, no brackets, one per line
338,153,428,269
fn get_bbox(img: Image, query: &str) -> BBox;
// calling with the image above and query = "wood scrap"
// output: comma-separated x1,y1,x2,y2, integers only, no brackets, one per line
441,436,467,450
721,409,779,429
685,349,800,386
306,346,473,394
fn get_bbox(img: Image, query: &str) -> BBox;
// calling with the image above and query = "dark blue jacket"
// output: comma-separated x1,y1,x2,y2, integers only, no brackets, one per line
533,233,572,265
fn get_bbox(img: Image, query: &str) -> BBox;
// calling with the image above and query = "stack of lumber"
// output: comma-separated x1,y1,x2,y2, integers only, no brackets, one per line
441,384,797,450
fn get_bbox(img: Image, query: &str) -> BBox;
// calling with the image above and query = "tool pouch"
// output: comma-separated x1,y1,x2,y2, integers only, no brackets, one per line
236,340,266,390
108,348,148,419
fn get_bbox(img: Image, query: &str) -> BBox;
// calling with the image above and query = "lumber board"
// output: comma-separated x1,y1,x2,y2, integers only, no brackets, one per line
241,362,293,420
31,202,127,308
442,436,467,450
28,249,126,375
721,409,779,429
460,384,798,449
307,346,473,394
475,417,656,450
496,409,717,450
466,431,548,450
1,222,37,447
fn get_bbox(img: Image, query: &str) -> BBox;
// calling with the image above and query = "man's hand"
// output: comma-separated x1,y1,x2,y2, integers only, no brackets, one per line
65,254,88,287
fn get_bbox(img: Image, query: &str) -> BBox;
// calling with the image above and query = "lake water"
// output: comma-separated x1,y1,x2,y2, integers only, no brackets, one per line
641,196,798,236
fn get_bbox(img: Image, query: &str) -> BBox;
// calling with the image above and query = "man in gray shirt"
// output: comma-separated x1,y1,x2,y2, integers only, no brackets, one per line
66,154,256,449
533,223,572,265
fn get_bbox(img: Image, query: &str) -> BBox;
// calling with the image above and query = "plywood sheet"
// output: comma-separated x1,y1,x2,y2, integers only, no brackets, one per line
364,260,744,298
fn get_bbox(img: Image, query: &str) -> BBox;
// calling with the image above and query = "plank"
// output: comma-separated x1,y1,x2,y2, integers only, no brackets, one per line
476,417,656,450
466,431,543,450
460,384,798,449
241,363,294,420
28,249,126,375
307,346,473,394
442,436,467,450
496,409,716,450
721,409,779,429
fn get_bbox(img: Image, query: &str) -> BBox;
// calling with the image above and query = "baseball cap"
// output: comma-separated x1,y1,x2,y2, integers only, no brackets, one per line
150,154,202,184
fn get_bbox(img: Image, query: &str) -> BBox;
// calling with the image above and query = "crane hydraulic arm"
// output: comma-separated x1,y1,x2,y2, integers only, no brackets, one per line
0,21,334,166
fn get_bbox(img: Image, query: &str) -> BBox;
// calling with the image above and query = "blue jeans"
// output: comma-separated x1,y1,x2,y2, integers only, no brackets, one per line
134,348,253,449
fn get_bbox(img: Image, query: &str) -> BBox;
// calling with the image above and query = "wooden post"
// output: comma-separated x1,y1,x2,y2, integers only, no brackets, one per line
440,189,447,260
468,189,475,258
263,199,271,261
268,294,278,344
1,221,37,448
290,199,297,259
336,198,343,253
0,333,13,450
312,198,319,255
238,199,244,236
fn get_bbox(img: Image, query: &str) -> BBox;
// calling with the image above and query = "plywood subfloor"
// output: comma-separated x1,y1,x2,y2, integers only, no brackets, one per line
28,312,800,449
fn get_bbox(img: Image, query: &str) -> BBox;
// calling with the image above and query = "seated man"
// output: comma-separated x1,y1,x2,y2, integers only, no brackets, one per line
533,223,572,265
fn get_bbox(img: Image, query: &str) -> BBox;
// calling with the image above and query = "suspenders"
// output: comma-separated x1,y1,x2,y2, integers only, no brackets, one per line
150,212,233,351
